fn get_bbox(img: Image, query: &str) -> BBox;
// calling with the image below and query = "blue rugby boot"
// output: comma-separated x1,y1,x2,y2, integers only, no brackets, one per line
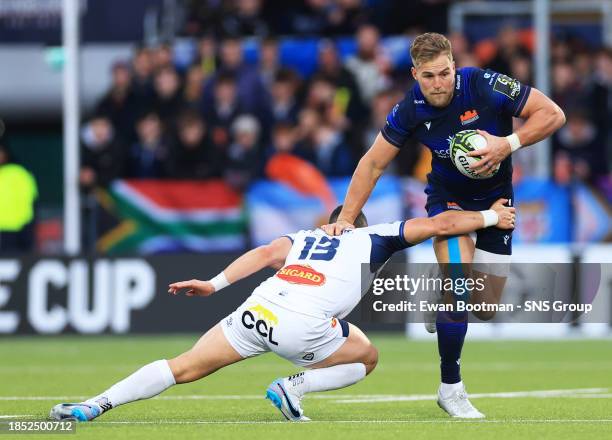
265,378,310,422
49,398,110,422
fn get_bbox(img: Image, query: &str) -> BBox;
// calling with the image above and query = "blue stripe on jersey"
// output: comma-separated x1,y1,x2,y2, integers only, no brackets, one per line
398,221,409,247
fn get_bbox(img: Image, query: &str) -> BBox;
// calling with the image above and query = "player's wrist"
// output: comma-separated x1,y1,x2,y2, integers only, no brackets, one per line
209,272,230,292
506,133,522,153
479,210,499,228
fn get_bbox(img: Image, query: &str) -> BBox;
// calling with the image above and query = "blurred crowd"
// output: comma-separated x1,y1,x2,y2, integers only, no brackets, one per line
80,12,611,200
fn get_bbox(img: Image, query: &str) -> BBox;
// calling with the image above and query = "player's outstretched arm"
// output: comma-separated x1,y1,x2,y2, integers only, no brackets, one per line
402,198,516,245
168,237,292,297
321,134,399,235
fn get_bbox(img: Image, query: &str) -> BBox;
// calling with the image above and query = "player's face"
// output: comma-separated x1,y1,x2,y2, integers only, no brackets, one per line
412,54,456,108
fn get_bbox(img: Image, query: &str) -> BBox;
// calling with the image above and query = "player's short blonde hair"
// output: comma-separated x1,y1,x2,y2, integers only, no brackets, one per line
410,32,453,67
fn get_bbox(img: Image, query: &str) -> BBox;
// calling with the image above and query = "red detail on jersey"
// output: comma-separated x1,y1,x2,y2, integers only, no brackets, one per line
331,318,338,328
276,264,326,286
459,109,479,125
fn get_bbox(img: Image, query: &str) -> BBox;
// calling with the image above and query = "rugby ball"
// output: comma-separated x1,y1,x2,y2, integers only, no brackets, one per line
450,130,499,179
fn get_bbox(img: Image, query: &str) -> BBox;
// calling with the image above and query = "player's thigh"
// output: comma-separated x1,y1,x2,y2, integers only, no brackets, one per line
309,323,378,375
168,323,244,384
433,234,475,264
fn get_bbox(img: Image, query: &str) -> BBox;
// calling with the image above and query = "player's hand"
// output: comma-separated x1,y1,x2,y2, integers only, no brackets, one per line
320,219,354,236
168,279,215,297
490,198,516,229
467,129,511,175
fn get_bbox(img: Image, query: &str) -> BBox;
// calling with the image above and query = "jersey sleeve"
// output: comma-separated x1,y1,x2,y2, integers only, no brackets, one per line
475,69,531,117
365,221,412,264
381,94,414,147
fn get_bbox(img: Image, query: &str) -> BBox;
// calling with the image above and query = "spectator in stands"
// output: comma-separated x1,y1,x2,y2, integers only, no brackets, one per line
553,109,606,184
552,62,582,116
264,122,313,165
270,68,301,124
151,42,175,71
326,0,369,35
96,61,141,143
314,39,367,123
131,46,155,102
194,35,217,77
204,72,243,152
311,123,355,177
79,115,127,190
183,63,207,109
304,75,349,132
344,24,390,104
153,66,185,124
128,112,170,178
259,37,281,91
0,143,37,253
508,54,532,85
220,0,270,38
168,110,218,179
287,0,335,36
485,25,531,75
202,36,270,116
224,115,262,191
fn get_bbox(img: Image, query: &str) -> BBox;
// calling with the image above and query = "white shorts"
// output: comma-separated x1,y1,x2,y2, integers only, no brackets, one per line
220,296,349,367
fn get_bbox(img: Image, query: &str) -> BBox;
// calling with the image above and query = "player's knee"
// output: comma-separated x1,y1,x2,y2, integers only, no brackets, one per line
473,309,496,321
364,345,378,375
168,352,204,384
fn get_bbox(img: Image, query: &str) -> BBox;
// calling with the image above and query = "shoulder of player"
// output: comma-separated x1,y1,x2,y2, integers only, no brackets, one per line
457,66,487,87
359,221,404,238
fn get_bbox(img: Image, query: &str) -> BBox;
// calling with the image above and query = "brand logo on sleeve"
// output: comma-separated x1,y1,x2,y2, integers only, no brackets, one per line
276,264,326,286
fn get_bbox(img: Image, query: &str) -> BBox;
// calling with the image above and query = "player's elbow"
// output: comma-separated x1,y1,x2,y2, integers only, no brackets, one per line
258,244,277,266
549,103,566,130
555,106,566,129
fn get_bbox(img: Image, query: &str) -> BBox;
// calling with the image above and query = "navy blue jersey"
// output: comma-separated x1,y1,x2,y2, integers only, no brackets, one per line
382,67,531,197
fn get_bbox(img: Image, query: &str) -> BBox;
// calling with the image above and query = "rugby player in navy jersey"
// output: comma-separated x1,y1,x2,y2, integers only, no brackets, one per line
322,32,565,418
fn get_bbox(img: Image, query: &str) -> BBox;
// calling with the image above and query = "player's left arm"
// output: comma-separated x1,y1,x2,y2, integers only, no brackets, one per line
168,237,292,297
403,198,516,245
469,83,566,175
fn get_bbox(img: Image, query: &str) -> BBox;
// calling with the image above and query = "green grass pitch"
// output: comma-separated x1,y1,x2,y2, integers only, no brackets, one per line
1,335,611,439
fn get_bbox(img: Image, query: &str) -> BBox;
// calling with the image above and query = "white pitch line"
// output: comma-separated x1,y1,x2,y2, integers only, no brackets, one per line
0,388,609,403
0,415,35,419
335,388,611,403
93,419,612,425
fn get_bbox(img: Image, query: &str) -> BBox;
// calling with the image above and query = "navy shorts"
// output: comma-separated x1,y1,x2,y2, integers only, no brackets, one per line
424,177,514,256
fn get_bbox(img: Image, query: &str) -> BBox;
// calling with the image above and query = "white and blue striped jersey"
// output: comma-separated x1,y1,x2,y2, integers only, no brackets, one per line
252,222,413,319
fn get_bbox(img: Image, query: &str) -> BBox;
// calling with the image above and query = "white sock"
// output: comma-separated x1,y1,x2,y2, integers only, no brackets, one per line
86,360,176,411
439,380,464,399
285,363,366,397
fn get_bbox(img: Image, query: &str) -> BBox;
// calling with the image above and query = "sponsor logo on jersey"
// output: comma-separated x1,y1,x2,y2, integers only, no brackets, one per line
447,202,463,211
242,304,279,345
493,74,521,100
414,99,425,104
460,109,479,125
276,264,326,286
434,147,451,159
455,74,461,90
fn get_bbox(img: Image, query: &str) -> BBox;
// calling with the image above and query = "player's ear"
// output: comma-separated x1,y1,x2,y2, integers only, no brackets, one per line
411,66,417,80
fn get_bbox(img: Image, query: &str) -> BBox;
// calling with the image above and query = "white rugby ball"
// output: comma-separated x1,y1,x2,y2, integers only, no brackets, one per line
450,130,499,179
